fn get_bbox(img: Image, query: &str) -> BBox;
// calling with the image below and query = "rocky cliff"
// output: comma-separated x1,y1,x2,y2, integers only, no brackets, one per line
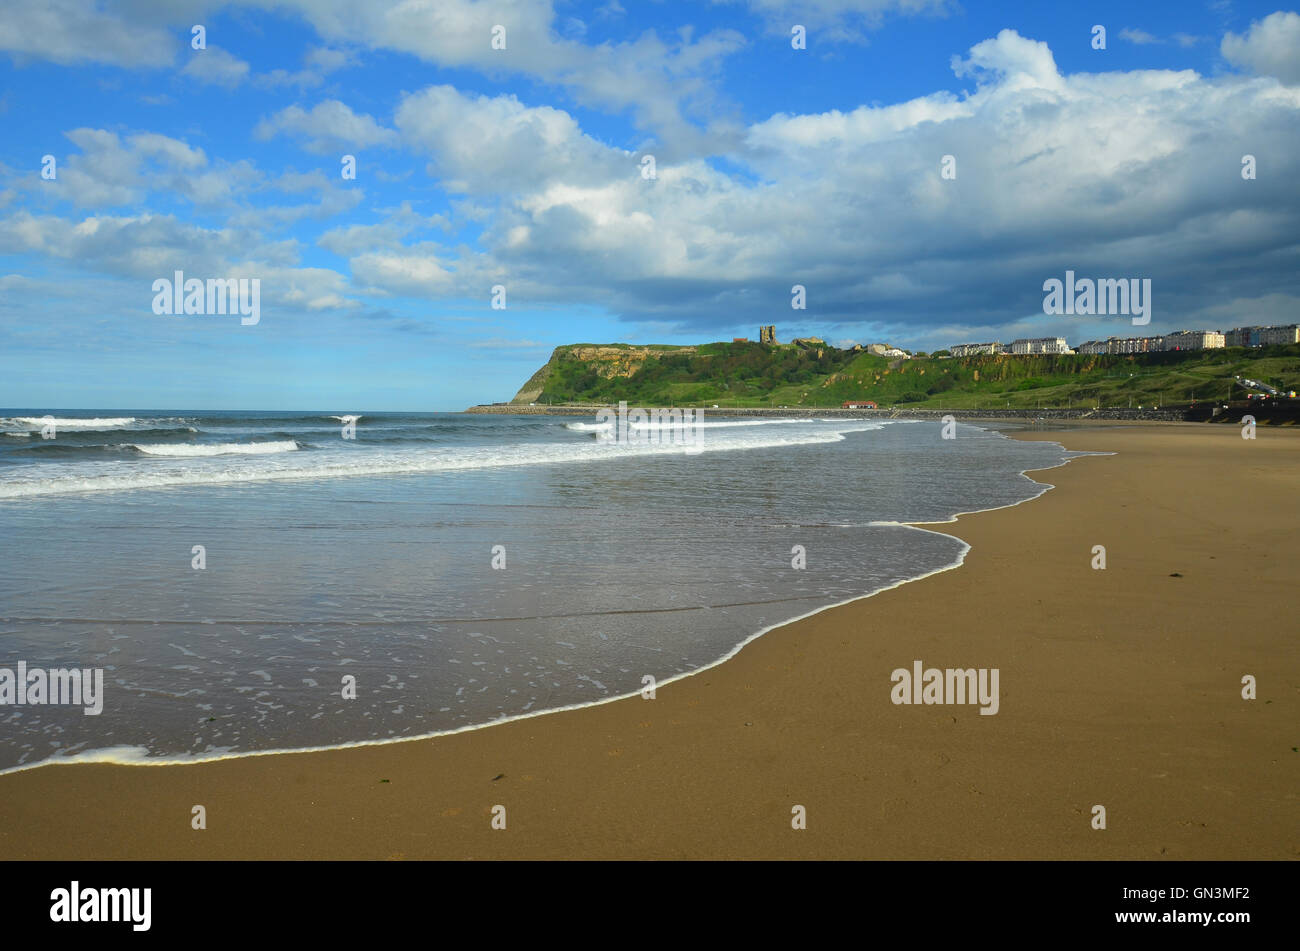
510,344,697,403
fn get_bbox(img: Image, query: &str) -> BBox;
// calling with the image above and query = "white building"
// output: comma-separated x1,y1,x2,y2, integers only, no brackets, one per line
1010,337,1072,355
950,342,1002,357
1162,330,1225,351
1260,325,1300,346
1108,335,1163,354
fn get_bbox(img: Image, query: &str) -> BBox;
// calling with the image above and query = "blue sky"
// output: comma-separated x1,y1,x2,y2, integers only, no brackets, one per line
1,0,1298,410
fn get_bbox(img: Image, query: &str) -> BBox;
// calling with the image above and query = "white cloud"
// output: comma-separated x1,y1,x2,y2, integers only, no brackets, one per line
6,21,1300,344
361,28,1299,336
255,100,397,153
0,210,356,312
25,129,265,210
724,0,952,43
317,204,437,255
394,86,628,194
0,0,176,67
950,29,1063,92
1119,28,1160,45
251,0,745,149
350,244,458,296
257,45,356,90
1222,11,1300,85
180,46,251,88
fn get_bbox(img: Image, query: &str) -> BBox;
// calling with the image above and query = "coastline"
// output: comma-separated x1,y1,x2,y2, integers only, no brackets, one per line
0,422,1295,859
465,402,1193,423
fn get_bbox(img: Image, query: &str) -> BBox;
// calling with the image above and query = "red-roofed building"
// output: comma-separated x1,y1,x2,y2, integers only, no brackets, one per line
842,400,878,409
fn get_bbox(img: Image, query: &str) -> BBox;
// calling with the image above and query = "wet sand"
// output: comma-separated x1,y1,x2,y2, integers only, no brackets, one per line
1,423,1295,859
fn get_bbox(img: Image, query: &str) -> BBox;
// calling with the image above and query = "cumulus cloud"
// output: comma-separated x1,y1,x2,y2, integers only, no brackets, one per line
950,29,1063,92
20,129,265,210
350,243,459,297
394,86,629,194
180,46,251,87
255,100,397,153
0,210,355,311
341,29,1300,342
1119,28,1160,45
0,0,176,67
723,0,952,43
7,21,1300,348
249,0,745,150
258,45,356,90
1222,11,1300,85
317,204,443,256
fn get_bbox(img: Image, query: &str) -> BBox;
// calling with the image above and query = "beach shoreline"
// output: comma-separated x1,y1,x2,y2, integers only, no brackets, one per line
1,422,1295,860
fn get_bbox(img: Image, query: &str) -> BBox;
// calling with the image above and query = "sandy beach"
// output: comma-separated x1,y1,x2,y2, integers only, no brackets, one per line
1,422,1295,860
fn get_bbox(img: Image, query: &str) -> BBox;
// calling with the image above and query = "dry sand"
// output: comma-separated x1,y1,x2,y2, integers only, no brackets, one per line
1,424,1296,860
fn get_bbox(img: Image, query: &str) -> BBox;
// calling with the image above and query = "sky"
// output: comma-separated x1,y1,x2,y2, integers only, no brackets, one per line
0,0,1298,410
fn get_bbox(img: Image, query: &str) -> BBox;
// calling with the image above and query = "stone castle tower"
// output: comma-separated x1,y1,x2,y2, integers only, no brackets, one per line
759,325,776,344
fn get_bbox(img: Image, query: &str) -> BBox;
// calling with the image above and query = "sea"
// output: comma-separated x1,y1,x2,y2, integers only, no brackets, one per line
0,409,1083,772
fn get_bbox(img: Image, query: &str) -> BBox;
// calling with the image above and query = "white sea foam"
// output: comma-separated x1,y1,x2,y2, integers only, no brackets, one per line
0,422,890,498
12,416,136,428
564,417,815,432
130,440,301,457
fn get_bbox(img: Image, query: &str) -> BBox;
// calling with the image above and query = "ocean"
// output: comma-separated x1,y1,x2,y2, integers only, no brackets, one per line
0,409,1081,772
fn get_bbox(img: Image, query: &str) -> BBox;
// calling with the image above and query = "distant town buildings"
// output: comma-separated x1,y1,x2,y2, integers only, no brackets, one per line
952,324,1296,356
1260,324,1300,346
1226,326,1263,347
1073,330,1223,355
1165,330,1225,350
1222,324,1300,348
1108,335,1164,354
950,342,1002,357
749,322,1295,359
1010,337,1072,355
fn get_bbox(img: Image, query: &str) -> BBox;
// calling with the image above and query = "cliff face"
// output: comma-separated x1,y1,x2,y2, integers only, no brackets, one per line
510,344,696,403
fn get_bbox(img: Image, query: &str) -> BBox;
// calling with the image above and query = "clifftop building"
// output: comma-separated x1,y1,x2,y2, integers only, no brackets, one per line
1225,326,1263,348
1260,325,1300,346
1164,330,1225,350
1010,337,1072,355
947,322,1295,356
1077,332,1224,355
